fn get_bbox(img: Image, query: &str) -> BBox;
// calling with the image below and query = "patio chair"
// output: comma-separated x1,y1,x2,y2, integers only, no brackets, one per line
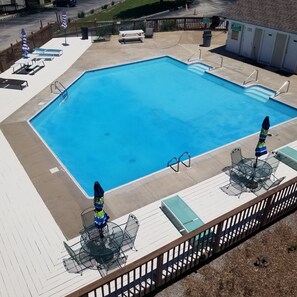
262,174,286,190
81,207,95,230
63,241,97,275
254,175,286,196
117,213,140,252
97,248,127,277
230,147,244,167
265,152,280,176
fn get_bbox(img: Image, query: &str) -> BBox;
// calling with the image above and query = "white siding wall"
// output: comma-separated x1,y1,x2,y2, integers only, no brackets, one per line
240,24,256,58
226,19,297,74
225,21,244,54
258,29,276,64
283,33,297,73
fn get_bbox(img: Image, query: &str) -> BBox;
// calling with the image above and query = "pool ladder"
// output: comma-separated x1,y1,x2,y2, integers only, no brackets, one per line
167,152,191,173
50,80,68,102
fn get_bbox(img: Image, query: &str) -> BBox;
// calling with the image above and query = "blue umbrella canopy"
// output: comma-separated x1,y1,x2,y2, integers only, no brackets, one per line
255,116,270,157
21,28,30,58
94,181,104,209
61,11,68,29
94,181,104,198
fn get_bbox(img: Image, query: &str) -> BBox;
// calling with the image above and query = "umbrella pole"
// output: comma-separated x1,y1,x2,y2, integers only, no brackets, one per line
64,29,67,45
254,157,258,168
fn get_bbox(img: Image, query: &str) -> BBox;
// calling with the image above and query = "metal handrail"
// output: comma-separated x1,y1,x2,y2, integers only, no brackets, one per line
274,80,290,97
188,49,201,62
50,80,68,101
178,151,191,168
55,80,66,91
219,56,223,68
167,157,179,172
243,69,259,85
208,55,223,71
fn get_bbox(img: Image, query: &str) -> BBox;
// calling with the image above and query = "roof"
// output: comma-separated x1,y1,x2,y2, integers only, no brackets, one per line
224,0,297,35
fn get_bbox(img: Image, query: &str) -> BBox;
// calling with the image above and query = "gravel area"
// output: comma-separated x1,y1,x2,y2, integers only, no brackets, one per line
156,211,297,297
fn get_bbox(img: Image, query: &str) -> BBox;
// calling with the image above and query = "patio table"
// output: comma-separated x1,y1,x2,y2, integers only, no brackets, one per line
80,222,124,264
236,158,272,189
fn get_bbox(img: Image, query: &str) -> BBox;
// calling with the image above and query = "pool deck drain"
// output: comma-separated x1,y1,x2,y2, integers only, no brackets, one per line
1,31,297,239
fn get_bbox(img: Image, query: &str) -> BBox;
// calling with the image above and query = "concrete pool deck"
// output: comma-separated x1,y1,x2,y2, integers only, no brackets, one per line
1,31,297,240
0,30,297,296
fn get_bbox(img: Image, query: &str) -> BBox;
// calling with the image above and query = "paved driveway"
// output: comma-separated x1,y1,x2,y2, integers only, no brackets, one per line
0,0,235,51
0,0,113,51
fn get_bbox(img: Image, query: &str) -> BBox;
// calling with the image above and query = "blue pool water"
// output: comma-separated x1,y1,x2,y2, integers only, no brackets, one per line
30,57,297,195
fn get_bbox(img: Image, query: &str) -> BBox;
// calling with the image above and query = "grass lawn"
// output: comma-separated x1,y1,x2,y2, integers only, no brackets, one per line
81,0,185,21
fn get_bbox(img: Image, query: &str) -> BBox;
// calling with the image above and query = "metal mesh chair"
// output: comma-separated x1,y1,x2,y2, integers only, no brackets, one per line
230,147,244,167
265,152,280,175
98,248,127,277
118,214,140,252
63,241,97,274
262,175,286,190
81,207,95,229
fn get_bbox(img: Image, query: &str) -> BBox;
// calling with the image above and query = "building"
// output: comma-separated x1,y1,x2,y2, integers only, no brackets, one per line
224,0,297,74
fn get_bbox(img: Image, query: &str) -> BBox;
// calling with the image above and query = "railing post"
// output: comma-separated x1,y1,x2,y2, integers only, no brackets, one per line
212,222,224,253
155,254,164,288
259,196,274,227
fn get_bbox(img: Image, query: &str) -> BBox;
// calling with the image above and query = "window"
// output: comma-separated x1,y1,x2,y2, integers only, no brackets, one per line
231,30,239,40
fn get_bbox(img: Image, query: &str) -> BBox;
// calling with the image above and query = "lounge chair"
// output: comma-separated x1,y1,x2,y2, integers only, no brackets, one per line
144,27,154,38
0,77,28,90
29,52,55,61
27,59,45,75
275,146,297,171
33,48,63,56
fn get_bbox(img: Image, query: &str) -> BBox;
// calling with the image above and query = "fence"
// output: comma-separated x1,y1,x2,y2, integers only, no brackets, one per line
0,24,53,73
52,17,227,40
0,3,24,14
0,16,226,73
66,176,297,297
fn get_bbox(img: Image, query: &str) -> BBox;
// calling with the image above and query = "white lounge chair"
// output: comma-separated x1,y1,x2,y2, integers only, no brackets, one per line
33,47,63,56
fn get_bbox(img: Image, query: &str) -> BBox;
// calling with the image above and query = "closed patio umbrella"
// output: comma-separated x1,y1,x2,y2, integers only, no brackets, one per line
61,11,68,46
255,116,270,167
94,181,105,209
21,28,30,58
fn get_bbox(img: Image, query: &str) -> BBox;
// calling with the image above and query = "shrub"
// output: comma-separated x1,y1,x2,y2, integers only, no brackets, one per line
90,9,94,14
160,20,176,31
101,4,108,9
77,11,85,18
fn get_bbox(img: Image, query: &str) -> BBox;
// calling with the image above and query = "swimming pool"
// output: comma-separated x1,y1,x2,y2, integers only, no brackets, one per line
30,57,297,196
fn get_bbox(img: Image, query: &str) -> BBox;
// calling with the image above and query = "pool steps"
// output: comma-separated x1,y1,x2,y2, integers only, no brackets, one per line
188,63,275,102
188,63,211,75
244,85,275,102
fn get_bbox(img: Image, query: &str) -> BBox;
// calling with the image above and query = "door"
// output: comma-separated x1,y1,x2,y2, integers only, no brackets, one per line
259,30,276,64
252,28,263,60
240,26,254,58
271,33,287,68
283,36,297,73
